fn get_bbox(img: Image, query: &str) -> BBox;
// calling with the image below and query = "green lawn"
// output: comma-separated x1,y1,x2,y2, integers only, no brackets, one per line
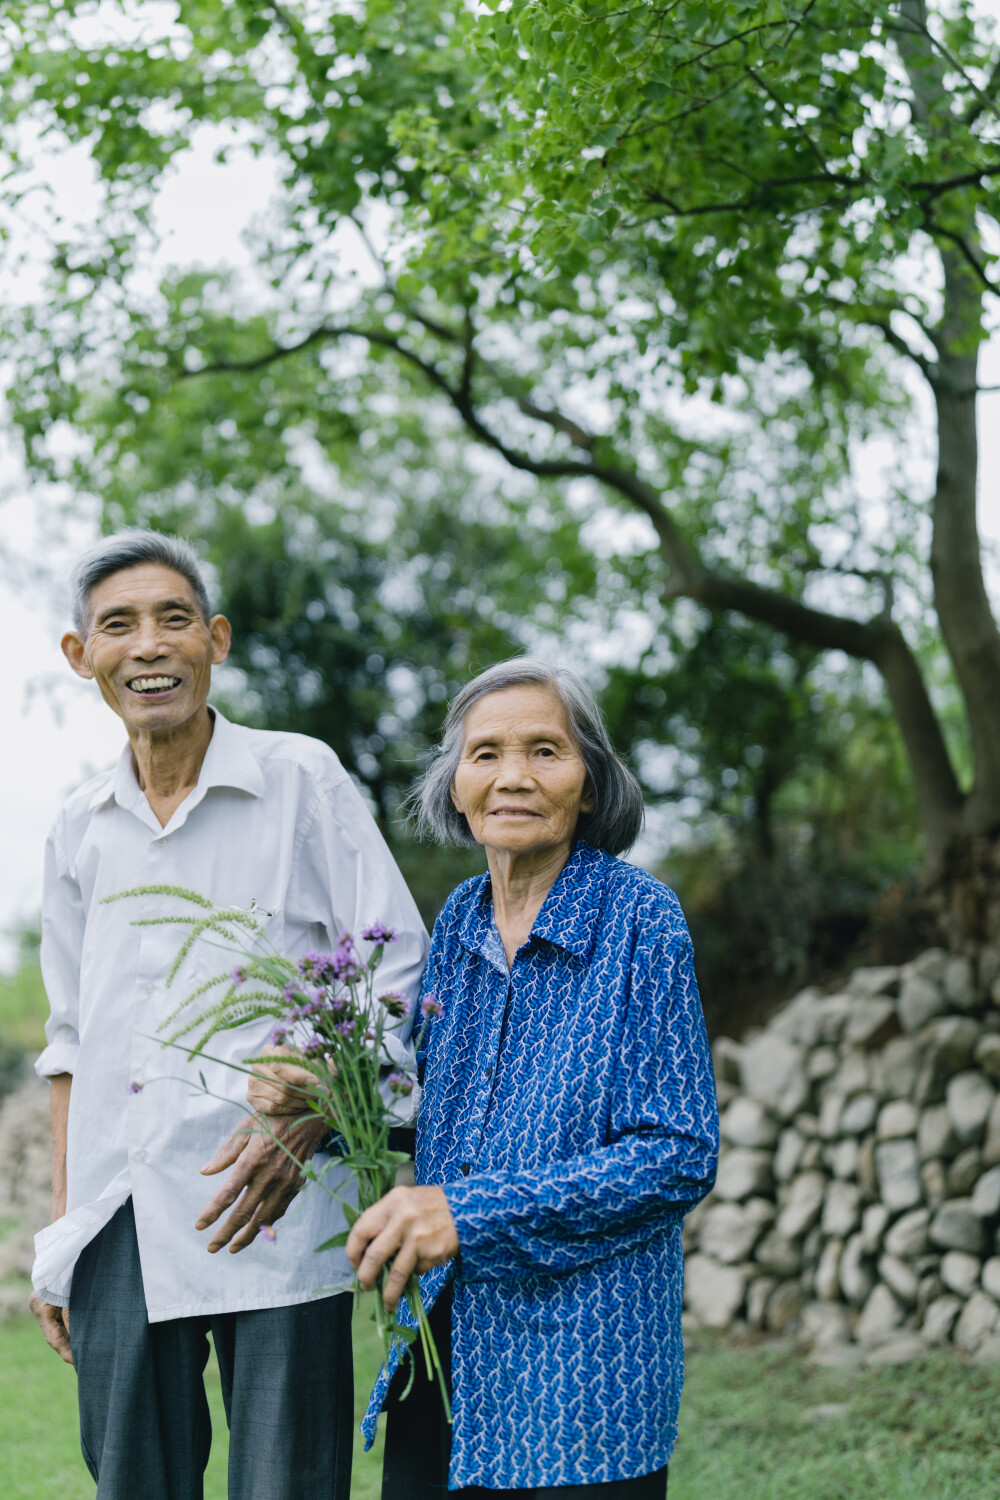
670,1335,1000,1499
0,1290,384,1500
4,1304,1000,1498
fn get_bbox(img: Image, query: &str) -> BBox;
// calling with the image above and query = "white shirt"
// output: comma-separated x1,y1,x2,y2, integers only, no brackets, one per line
32,709,428,1321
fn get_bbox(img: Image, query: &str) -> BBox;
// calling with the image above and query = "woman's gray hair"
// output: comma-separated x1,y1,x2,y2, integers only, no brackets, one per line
413,658,644,856
70,530,211,633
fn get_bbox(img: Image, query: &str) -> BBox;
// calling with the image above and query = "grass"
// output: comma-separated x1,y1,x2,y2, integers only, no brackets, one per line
2,929,996,1500
670,1334,1000,1498
4,1307,1000,1499
0,1288,385,1500
8,956,1000,1495
0,960,47,1054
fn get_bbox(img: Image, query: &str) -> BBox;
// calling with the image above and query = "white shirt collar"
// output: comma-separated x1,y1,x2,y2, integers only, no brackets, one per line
88,707,265,821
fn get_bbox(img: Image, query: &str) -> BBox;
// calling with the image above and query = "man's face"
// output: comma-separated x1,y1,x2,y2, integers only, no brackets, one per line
62,563,231,734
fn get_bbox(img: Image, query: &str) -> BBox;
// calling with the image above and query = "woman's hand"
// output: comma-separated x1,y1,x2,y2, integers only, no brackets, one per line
346,1185,459,1310
246,1042,323,1117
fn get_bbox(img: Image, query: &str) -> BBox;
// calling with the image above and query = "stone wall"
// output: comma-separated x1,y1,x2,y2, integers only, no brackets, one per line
684,947,1000,1364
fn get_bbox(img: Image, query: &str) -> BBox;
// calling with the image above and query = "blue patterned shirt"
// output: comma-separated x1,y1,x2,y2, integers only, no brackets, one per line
362,841,719,1488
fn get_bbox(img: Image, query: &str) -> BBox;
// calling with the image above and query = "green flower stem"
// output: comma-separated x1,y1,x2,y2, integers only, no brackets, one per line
409,1278,452,1424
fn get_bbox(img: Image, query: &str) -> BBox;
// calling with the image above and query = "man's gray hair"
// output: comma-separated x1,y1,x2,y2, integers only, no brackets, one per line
70,530,212,633
412,657,644,856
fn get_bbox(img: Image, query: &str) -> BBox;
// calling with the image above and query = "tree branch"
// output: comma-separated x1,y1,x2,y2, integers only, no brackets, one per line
819,293,940,384
516,400,595,452
865,315,940,384
887,8,1000,123
347,214,391,287
644,159,1000,222
176,314,964,851
744,66,836,178
925,220,999,299
912,165,1000,200
178,325,344,376
459,307,475,405
671,18,804,73
965,56,1000,126
644,172,861,218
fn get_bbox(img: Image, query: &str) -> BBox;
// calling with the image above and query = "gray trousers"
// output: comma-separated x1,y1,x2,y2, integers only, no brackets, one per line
69,1198,353,1500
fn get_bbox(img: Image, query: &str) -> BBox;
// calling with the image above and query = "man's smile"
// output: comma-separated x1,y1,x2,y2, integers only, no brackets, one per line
127,675,183,696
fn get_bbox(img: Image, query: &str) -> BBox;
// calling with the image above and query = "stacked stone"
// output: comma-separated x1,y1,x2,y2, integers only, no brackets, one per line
683,947,1000,1364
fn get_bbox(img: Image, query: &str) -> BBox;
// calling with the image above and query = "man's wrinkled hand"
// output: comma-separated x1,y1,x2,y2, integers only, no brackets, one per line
30,1294,72,1364
245,1043,321,1117
196,1113,328,1254
346,1185,459,1311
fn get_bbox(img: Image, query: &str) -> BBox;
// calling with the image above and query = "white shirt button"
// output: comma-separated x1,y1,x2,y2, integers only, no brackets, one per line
143,983,154,998
154,837,167,847
133,1149,148,1164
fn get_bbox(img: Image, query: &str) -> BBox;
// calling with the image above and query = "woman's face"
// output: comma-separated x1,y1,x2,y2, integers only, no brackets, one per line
450,684,593,860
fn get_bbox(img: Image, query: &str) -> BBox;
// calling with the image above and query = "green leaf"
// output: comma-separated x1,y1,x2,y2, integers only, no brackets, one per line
314,1231,350,1251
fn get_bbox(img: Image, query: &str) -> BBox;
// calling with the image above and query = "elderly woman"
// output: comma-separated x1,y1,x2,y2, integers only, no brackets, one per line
347,658,719,1500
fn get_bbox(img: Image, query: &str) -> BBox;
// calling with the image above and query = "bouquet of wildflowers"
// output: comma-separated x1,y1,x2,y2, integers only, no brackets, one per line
105,883,447,1412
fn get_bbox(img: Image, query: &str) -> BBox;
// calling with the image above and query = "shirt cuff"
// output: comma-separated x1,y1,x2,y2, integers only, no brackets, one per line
32,1288,69,1309
34,1038,78,1079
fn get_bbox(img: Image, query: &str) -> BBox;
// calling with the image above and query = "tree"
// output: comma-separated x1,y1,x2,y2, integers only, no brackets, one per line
2,0,998,940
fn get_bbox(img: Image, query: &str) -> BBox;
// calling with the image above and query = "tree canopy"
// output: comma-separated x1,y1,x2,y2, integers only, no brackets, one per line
2,0,999,944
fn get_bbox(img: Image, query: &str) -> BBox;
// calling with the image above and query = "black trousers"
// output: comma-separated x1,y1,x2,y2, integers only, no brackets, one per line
70,1198,354,1500
381,1286,668,1500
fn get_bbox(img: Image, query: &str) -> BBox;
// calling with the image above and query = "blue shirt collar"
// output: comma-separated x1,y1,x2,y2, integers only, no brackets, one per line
458,841,610,968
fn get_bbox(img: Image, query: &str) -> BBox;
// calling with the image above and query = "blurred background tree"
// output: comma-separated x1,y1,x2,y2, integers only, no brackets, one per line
1,0,996,1031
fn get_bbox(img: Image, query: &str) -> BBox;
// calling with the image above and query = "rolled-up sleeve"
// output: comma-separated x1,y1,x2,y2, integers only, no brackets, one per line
444,930,719,1282
35,822,85,1080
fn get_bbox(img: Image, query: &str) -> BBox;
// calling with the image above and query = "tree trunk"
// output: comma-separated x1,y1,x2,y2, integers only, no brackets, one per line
931,260,1000,837
935,833,1000,955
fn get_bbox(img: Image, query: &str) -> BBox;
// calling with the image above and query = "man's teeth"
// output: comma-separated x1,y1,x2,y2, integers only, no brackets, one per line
129,677,181,693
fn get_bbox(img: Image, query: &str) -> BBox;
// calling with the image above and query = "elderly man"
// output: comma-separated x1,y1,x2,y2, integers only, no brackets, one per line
28,530,428,1500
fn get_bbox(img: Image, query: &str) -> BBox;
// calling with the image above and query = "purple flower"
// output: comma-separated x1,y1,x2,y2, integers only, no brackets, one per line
420,994,443,1019
361,922,398,946
231,966,247,987
331,948,364,984
297,951,338,986
260,1224,277,1243
302,1033,327,1057
266,1024,288,1046
378,991,409,1020
334,1019,356,1039
127,1081,143,1094
387,1071,414,1097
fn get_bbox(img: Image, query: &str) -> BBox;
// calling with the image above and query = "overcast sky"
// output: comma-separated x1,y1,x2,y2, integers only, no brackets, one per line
2,13,1000,969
